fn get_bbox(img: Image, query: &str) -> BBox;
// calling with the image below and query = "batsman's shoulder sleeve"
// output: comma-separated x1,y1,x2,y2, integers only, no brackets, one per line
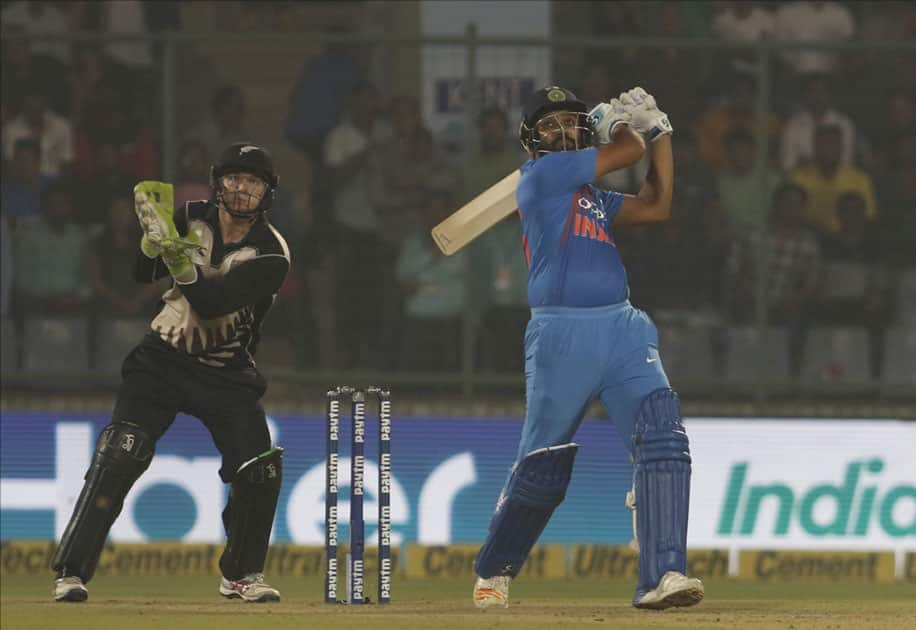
527,148,597,197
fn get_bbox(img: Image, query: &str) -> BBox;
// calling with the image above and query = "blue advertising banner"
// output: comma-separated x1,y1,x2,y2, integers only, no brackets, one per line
0,412,634,545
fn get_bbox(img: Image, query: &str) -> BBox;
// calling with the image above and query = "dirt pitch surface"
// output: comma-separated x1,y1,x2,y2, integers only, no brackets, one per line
3,574,915,630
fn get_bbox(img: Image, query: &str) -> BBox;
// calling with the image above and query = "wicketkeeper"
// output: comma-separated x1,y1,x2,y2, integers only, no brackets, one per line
51,143,290,603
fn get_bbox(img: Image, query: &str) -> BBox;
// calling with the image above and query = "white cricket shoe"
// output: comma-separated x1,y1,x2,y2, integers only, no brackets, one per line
219,573,281,602
53,576,88,602
633,571,704,610
473,575,511,609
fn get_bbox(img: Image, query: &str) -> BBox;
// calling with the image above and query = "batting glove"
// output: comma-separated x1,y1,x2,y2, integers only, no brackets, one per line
618,87,673,142
589,98,632,145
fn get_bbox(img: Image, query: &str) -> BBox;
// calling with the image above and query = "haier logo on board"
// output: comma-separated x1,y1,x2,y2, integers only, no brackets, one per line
717,460,916,539
0,422,479,544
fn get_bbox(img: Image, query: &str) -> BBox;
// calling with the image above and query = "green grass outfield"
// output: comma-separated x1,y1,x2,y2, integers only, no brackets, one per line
2,574,915,630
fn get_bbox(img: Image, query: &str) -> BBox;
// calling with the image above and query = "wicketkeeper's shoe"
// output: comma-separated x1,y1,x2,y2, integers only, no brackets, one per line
473,575,511,609
219,573,281,603
53,576,88,602
633,571,704,610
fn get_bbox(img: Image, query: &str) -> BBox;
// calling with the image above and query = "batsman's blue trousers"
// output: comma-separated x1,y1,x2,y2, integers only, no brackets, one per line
518,300,670,460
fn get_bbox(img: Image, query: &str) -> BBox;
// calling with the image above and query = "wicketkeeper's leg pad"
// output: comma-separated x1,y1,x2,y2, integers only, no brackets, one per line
631,388,691,599
474,443,578,578
220,447,283,580
51,423,155,582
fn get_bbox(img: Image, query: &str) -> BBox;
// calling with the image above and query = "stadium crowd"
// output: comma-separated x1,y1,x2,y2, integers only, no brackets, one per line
1,1,914,386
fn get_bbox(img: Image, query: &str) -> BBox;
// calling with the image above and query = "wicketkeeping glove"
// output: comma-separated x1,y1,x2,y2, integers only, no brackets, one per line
589,98,632,145
133,181,200,258
618,87,673,142
159,240,197,283
133,180,201,282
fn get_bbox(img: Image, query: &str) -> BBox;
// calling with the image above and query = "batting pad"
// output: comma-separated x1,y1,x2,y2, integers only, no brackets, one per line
632,388,691,598
474,443,578,578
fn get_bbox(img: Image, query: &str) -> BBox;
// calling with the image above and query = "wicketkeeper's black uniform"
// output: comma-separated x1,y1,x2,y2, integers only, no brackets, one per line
52,193,290,584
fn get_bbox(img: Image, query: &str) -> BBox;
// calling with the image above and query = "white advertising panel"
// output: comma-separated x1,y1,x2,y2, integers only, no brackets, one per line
687,419,916,551
420,0,551,141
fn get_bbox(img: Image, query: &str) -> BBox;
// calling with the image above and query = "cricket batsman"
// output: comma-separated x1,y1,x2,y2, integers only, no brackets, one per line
51,143,290,603
472,86,704,610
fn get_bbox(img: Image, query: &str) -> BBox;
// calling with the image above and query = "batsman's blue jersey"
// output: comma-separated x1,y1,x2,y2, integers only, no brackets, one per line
517,148,627,307
513,147,670,459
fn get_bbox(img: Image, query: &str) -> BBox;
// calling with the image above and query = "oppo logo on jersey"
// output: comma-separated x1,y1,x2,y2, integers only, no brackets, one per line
571,190,615,246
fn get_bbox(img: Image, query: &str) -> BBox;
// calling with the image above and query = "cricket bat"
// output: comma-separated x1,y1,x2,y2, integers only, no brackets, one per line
431,169,520,256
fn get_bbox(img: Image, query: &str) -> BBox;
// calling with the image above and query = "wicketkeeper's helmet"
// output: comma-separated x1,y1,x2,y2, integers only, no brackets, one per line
210,142,279,218
519,86,594,156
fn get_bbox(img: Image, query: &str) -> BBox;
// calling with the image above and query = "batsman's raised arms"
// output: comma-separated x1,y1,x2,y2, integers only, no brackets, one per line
431,169,520,256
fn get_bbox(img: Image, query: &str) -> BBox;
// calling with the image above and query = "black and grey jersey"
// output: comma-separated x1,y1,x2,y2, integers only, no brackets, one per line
134,201,290,370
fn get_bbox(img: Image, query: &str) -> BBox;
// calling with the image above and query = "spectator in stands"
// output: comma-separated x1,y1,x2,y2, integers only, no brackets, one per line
72,136,136,229
368,96,456,369
0,138,53,225
791,124,877,235
577,60,617,116
2,83,74,178
1,1,71,112
625,129,729,317
100,0,152,73
718,127,782,233
323,82,392,369
12,181,92,317
395,190,467,371
371,95,457,242
872,92,915,171
462,107,525,205
555,3,640,90
286,25,364,163
174,141,212,208
724,183,821,377
709,1,773,106
840,4,915,142
711,1,775,76
88,192,165,317
69,45,119,131
1,1,69,66
671,129,717,217
634,3,706,124
780,74,856,171
183,85,251,163
461,106,528,370
1,25,35,118
627,201,728,318
694,72,781,171
773,1,855,77
473,212,528,372
874,128,916,267
75,80,158,182
814,192,894,379
286,24,365,225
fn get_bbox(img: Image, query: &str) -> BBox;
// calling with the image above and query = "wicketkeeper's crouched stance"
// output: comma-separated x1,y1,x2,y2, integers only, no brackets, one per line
472,87,704,610
52,143,291,604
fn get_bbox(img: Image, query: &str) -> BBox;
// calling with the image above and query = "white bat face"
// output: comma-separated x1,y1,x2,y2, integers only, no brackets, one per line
431,170,520,256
